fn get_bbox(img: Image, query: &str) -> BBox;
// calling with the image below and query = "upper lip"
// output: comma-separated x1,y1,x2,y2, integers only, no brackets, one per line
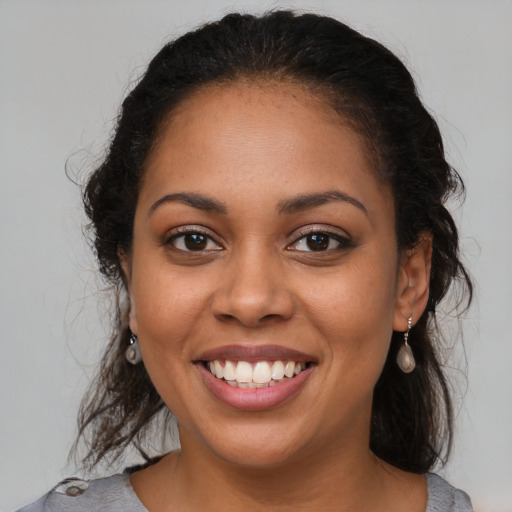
195,344,317,363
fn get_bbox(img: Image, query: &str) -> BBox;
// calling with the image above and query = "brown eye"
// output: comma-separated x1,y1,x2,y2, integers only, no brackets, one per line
306,234,329,251
288,230,353,253
169,231,221,252
184,233,207,250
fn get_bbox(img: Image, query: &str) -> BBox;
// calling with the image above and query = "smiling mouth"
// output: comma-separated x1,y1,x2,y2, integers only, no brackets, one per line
205,360,311,389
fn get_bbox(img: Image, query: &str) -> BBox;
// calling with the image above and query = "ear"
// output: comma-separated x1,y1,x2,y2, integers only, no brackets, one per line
119,249,138,335
393,233,432,331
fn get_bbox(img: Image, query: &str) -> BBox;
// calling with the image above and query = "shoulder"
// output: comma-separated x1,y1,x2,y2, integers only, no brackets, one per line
426,473,473,512
15,473,148,512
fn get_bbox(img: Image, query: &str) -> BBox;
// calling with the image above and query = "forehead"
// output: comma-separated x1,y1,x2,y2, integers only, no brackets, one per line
151,81,349,157
141,81,391,215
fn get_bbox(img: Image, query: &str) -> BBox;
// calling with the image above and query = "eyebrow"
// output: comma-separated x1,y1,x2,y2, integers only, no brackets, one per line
277,190,368,216
148,189,367,217
148,192,227,216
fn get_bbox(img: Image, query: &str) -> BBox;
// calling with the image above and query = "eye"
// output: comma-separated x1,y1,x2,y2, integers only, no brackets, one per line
168,230,222,252
289,231,352,252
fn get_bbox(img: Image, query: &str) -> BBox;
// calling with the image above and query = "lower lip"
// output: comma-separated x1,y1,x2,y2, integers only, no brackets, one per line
197,363,315,411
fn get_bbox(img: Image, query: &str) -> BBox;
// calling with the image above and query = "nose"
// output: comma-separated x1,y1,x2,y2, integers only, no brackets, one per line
211,245,295,328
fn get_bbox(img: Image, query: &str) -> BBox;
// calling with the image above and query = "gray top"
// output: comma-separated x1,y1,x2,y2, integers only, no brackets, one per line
16,472,473,511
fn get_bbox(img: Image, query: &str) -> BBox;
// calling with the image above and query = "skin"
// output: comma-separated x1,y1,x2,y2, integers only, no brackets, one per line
122,81,432,511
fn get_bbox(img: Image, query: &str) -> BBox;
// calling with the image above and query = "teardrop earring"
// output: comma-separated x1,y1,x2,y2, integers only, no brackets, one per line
125,333,142,365
397,316,416,373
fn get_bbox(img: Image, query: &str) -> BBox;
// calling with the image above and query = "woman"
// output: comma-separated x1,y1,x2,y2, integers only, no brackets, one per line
19,10,473,512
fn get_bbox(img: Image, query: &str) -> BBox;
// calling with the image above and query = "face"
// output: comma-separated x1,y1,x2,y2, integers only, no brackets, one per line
124,82,411,469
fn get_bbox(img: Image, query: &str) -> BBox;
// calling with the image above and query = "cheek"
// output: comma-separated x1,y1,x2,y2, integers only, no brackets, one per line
306,258,397,314
298,254,398,357
131,264,213,357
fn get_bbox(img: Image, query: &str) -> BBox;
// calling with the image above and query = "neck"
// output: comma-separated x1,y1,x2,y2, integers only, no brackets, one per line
131,429,411,512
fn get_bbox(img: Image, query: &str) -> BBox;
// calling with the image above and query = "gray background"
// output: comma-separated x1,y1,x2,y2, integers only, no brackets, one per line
1,0,511,510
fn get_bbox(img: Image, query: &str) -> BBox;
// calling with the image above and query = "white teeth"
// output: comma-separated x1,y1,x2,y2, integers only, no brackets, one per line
284,361,295,378
223,360,236,381
207,359,309,386
235,361,253,383
214,360,223,379
271,361,285,380
253,361,272,383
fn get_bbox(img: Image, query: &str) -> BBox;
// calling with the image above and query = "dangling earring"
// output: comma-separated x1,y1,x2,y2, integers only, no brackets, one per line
397,316,416,373
125,333,142,365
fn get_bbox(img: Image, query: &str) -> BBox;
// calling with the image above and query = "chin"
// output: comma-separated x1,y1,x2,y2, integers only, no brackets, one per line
182,418,313,470
214,439,305,470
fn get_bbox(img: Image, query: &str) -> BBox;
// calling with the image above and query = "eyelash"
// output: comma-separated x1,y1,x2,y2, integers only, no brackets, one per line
287,229,354,253
165,227,222,252
165,226,353,254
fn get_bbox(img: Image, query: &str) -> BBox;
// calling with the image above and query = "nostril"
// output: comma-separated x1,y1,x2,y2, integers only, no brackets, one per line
213,311,289,327
213,312,237,323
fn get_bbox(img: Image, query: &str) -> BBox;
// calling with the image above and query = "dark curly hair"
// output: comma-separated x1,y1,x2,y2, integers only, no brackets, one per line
77,10,472,473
